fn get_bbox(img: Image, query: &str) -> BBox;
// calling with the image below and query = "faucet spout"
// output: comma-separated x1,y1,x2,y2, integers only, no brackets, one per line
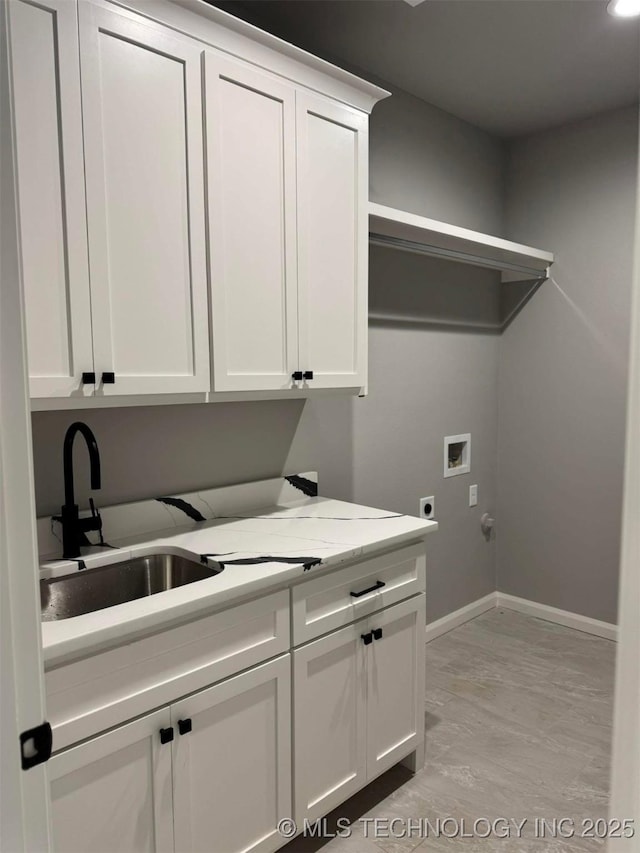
59,422,102,558
63,422,101,507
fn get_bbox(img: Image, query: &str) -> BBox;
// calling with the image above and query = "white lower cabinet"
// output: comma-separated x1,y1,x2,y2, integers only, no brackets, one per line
49,707,174,853
172,655,292,853
293,594,425,825
46,547,426,853
49,655,291,853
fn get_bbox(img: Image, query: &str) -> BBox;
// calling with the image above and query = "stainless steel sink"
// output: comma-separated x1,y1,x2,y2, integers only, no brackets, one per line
40,552,223,622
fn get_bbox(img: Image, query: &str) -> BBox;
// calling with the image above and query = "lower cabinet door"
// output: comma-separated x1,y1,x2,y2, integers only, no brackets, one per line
293,620,367,825
366,594,425,779
49,707,174,853
171,654,292,853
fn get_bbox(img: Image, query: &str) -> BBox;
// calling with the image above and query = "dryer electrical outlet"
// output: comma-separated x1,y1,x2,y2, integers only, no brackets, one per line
419,496,435,519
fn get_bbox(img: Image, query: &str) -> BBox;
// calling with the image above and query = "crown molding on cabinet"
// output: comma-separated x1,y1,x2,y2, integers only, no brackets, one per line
104,0,391,112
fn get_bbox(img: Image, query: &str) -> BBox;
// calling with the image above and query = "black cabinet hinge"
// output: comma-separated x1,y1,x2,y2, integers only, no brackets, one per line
20,722,52,770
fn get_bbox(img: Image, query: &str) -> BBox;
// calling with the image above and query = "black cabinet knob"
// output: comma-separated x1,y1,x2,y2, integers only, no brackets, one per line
81,372,96,385
292,371,303,381
159,727,174,744
303,370,314,381
361,632,373,645
178,718,192,736
101,372,115,384
372,627,383,641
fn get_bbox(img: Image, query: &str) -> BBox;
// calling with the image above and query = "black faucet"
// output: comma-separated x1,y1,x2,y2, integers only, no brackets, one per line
56,422,103,559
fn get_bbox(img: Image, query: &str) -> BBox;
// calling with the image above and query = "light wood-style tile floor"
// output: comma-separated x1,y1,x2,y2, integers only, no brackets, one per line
284,608,616,852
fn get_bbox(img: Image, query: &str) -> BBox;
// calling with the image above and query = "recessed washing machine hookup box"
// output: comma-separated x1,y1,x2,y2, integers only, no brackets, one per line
444,434,470,478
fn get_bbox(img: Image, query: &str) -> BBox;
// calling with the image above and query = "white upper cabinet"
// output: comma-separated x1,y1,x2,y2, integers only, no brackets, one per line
296,93,369,390
205,73,369,394
204,54,299,392
79,2,210,396
9,0,94,399
9,0,386,406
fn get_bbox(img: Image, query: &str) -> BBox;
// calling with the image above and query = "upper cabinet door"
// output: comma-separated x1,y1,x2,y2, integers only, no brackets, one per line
296,93,368,390
9,0,94,399
79,3,210,396
204,54,298,392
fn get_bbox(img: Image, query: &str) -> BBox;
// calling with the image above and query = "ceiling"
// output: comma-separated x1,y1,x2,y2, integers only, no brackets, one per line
212,0,639,138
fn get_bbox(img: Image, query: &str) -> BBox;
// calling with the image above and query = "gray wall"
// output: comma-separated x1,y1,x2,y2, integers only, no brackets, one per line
497,105,639,623
370,85,505,234
31,81,505,624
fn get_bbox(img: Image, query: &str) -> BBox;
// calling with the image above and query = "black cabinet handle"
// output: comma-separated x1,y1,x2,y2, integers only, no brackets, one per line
178,718,192,736
292,371,303,381
101,372,115,384
303,370,314,381
350,580,386,599
82,372,96,385
372,627,383,641
160,727,174,744
361,632,373,645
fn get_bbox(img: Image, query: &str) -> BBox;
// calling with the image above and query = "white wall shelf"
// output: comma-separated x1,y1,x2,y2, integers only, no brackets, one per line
369,202,554,282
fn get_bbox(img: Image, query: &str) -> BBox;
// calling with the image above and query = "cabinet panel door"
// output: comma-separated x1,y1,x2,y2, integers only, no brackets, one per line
293,621,367,824
205,54,298,392
172,655,291,853
296,92,368,390
366,594,425,779
9,0,94,399
48,708,174,853
79,3,209,395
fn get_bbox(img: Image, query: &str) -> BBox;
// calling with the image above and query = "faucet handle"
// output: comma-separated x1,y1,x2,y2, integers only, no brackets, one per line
80,498,103,534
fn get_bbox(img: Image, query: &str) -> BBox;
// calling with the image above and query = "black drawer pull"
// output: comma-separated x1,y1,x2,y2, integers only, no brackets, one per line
372,627,383,641
178,718,192,736
303,370,314,380
81,371,96,385
292,371,303,381
159,727,174,744
350,580,386,599
101,371,115,384
361,632,373,645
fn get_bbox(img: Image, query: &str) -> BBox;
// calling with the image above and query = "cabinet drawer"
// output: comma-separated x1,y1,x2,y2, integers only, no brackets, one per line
292,543,425,644
46,590,289,751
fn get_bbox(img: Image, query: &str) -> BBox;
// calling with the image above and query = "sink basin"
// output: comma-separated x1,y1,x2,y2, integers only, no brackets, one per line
40,552,224,622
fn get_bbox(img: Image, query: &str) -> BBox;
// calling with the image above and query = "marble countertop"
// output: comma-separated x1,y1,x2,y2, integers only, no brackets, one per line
40,492,437,667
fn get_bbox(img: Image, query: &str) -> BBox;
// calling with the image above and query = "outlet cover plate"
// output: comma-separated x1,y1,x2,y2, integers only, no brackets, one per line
419,496,435,519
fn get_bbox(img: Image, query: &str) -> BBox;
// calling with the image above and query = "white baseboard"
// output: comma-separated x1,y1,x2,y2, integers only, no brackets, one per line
425,591,618,643
495,592,618,641
424,593,497,642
